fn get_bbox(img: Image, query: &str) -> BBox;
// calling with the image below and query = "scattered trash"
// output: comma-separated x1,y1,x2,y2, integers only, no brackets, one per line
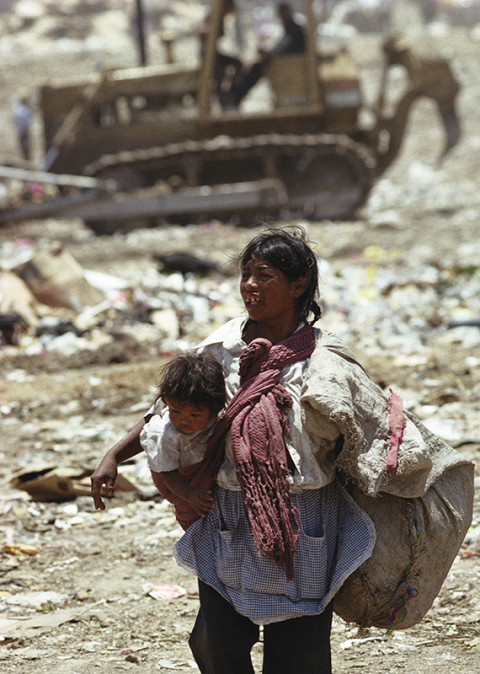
143,583,187,600
0,271,40,327
0,606,91,641
420,417,467,446
10,464,138,502
3,590,68,610
1,237,479,361
2,543,39,556
153,251,220,276
13,242,105,312
0,312,28,346
340,634,387,650
460,524,480,558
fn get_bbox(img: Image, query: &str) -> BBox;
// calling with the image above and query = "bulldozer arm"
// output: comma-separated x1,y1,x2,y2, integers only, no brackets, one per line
374,36,461,171
437,101,461,160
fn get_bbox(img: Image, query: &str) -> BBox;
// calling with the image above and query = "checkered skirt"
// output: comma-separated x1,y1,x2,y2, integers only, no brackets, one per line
175,481,375,625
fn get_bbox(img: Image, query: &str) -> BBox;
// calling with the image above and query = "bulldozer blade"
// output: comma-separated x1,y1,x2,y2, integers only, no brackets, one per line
0,179,288,225
0,165,115,191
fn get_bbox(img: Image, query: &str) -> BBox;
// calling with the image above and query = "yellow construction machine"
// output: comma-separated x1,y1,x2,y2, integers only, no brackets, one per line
0,0,460,233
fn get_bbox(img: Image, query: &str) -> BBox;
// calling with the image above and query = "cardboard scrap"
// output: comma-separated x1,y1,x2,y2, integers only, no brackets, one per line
13,243,104,312
2,543,39,556
10,464,138,502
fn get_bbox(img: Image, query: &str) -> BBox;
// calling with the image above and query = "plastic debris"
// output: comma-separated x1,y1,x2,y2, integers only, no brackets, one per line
143,583,187,600
2,543,39,556
460,524,480,558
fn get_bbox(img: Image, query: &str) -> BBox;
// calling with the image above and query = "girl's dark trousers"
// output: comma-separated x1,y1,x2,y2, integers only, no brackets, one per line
189,580,333,674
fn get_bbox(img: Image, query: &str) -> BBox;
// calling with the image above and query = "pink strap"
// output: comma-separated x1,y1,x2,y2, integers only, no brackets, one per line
387,389,405,471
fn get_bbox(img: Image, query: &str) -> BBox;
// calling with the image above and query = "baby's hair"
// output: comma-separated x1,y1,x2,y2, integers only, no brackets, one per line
155,351,226,413
238,223,322,324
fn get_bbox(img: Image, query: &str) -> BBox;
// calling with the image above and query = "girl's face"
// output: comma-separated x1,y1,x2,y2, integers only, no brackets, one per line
166,400,216,435
240,257,305,326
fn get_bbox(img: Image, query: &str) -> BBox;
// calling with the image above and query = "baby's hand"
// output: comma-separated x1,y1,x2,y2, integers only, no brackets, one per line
187,488,214,517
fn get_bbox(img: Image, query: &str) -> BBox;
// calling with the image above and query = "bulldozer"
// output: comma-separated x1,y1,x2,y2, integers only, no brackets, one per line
0,0,461,233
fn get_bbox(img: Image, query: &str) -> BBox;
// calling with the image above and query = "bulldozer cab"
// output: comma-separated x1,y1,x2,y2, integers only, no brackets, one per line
195,0,362,133
264,53,313,107
198,0,355,116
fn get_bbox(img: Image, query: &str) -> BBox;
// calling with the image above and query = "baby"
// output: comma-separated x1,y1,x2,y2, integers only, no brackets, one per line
140,351,226,518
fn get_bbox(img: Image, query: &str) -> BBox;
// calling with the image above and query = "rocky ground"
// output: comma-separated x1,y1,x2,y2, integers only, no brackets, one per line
1,1,480,672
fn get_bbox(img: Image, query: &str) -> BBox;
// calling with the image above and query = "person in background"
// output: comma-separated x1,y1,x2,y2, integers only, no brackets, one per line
197,0,244,108
230,2,306,106
12,95,33,161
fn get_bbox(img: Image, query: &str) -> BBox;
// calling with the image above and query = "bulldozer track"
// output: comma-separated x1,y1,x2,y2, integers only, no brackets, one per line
86,133,377,221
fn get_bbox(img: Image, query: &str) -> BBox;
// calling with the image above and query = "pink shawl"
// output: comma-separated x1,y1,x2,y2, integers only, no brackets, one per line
151,324,316,579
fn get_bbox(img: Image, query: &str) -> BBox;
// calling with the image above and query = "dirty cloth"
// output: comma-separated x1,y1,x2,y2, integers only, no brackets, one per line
195,317,341,492
300,329,472,498
192,324,317,579
149,320,338,538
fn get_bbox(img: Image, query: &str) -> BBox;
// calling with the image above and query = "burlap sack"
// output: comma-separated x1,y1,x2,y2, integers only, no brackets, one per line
333,462,474,629
301,329,475,630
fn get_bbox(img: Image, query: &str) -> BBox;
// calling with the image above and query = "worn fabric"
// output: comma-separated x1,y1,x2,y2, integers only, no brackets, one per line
223,324,316,579
172,318,374,624
150,462,209,530
152,325,317,571
175,484,375,626
333,464,474,629
301,328,472,497
140,409,218,532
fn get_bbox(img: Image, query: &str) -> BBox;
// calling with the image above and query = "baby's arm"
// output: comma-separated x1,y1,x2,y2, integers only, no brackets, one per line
160,470,214,517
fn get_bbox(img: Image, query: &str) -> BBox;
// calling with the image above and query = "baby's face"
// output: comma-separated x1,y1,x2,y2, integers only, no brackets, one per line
166,399,216,435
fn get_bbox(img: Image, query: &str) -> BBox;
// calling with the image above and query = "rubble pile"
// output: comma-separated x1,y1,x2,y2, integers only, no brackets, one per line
0,236,240,354
1,220,479,673
1,229,479,358
1,222,480,452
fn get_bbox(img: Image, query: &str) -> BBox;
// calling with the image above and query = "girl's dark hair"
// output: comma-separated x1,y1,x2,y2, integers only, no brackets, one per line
155,351,226,413
238,224,321,324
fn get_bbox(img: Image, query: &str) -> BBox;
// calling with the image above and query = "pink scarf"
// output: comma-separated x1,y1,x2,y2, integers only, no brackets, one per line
151,324,316,579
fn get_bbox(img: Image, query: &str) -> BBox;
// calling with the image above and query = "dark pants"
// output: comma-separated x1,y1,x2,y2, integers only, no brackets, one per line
189,580,333,674
234,61,264,103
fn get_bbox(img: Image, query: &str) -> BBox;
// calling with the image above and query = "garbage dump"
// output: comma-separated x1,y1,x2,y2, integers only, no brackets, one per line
1,220,479,672
1,1,480,671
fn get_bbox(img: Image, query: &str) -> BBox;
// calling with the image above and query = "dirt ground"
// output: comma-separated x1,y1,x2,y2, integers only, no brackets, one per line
1,2,480,672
